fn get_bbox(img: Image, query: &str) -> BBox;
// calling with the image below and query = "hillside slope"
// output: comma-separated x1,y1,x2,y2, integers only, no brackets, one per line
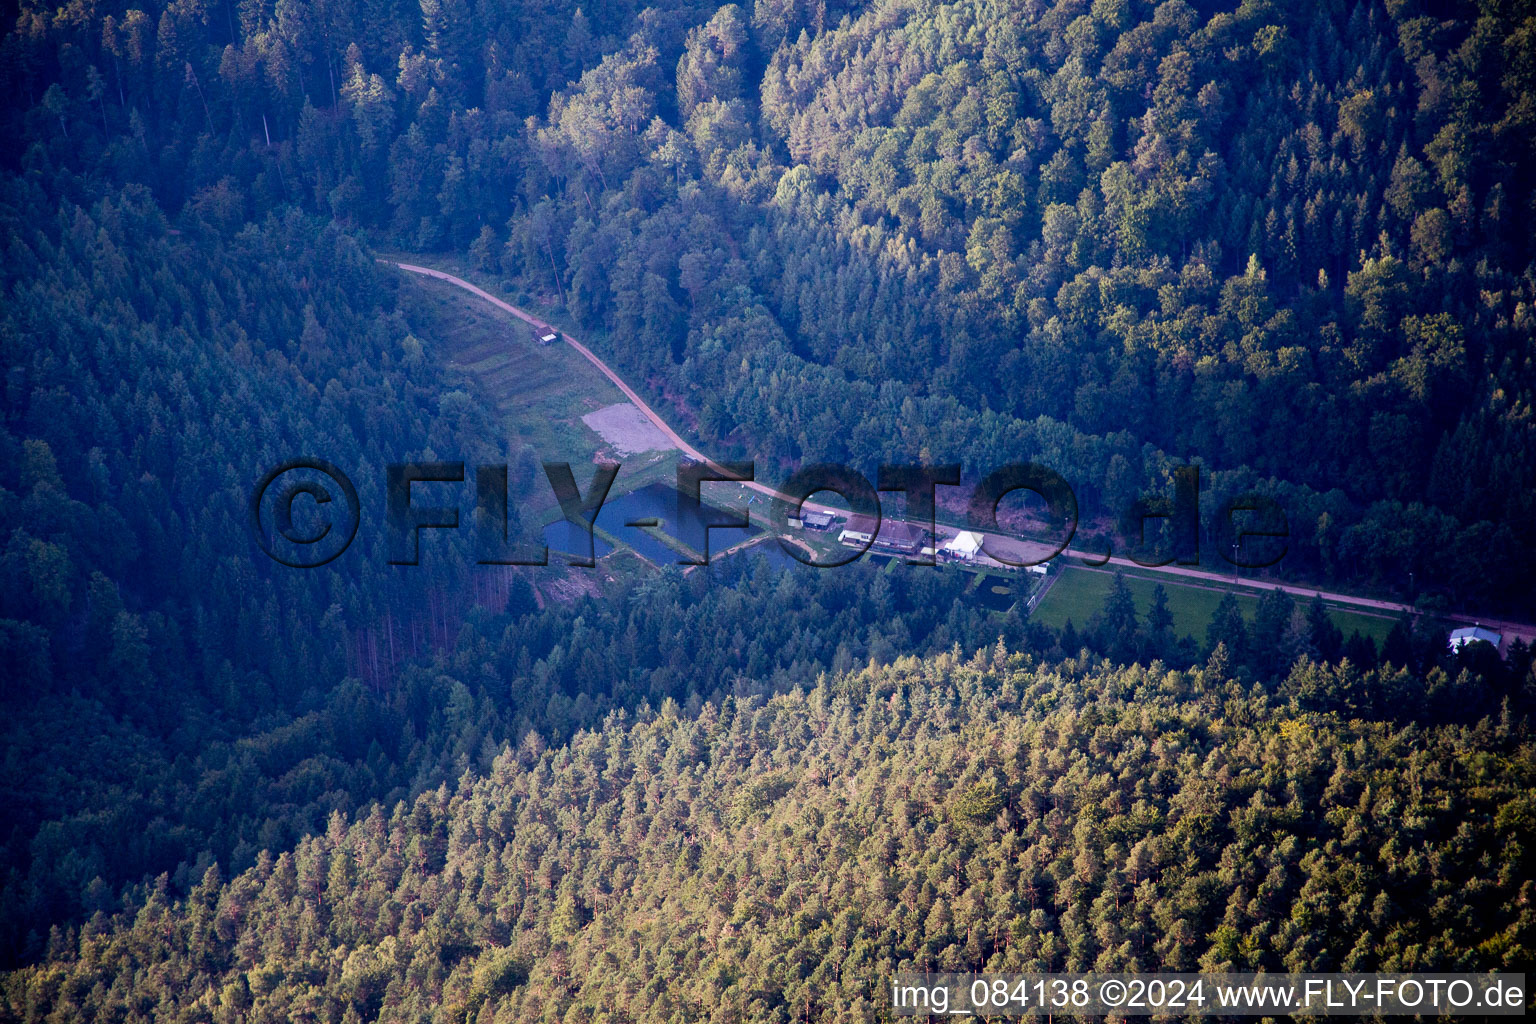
7,651,1531,1022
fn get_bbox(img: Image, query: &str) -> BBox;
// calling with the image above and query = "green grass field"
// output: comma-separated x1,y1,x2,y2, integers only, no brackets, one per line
396,272,681,519
1032,566,1398,646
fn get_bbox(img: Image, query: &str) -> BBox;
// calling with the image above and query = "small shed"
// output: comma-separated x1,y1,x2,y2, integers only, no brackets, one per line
801,510,835,531
535,326,561,346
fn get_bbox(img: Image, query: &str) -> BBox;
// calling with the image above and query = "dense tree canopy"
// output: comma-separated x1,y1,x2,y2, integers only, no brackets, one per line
3,0,1534,610
1,0,1533,1008
4,651,1533,1021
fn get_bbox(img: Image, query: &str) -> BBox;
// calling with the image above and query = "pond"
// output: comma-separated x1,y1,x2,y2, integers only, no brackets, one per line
971,575,1021,612
717,538,817,573
542,518,614,561
594,482,763,565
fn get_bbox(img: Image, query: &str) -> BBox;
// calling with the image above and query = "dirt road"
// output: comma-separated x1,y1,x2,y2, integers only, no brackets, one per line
387,260,1535,647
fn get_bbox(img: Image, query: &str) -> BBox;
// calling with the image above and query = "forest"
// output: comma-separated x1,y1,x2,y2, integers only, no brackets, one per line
6,0,1534,606
6,654,1534,1021
0,0,1533,1015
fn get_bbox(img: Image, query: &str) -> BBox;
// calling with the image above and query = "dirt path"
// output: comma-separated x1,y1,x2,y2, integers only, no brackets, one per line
387,261,1535,646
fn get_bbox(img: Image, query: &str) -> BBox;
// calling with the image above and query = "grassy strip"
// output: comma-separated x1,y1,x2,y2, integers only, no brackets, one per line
1033,566,1397,645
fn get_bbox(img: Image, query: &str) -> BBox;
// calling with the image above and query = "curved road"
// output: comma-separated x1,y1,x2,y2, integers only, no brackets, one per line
387,260,1534,647
392,263,728,467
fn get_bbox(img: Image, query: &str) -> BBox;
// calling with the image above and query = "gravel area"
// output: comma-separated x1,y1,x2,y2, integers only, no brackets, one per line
581,402,677,455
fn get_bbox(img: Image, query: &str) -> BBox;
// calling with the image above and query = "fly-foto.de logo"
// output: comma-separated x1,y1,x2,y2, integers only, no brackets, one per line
250,459,1288,570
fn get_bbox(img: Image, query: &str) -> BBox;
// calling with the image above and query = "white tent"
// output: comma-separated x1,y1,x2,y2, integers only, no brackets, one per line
943,531,985,560
1448,625,1501,651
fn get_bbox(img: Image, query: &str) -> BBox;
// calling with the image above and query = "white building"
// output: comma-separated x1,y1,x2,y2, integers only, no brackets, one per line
942,531,985,561
1448,625,1502,652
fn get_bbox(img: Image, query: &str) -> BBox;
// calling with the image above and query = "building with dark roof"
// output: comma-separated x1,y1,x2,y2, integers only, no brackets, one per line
873,520,926,555
800,510,835,530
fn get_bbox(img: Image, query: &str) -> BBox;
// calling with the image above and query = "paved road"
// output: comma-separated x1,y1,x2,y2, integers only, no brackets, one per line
388,261,1535,648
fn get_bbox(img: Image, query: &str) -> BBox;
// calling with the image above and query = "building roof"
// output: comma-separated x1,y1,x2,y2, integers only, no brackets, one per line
840,515,925,550
801,510,835,527
1449,625,1502,646
875,521,926,549
944,531,985,555
844,513,878,536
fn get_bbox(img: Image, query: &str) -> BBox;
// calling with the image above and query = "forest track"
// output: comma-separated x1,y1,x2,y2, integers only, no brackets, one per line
386,261,1536,649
